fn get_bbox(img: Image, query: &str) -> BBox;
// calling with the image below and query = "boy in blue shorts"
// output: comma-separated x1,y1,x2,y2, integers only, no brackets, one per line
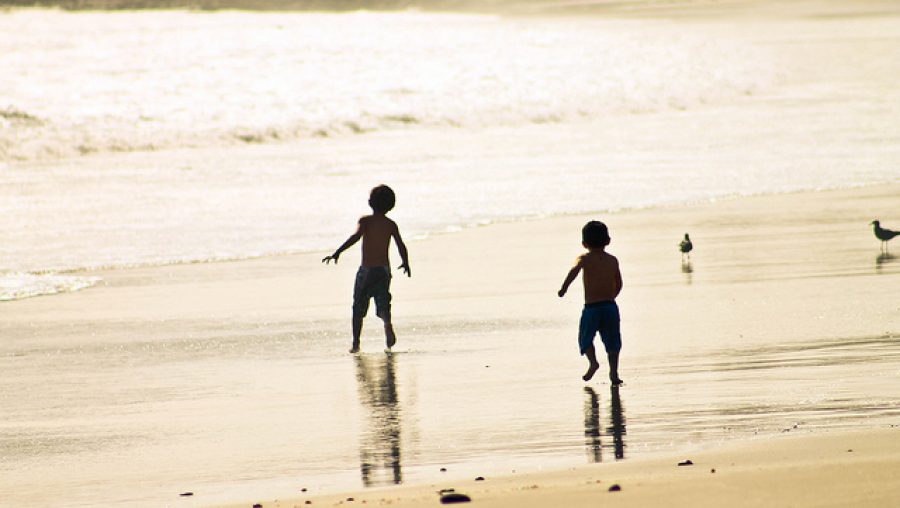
323,185,411,353
558,221,624,384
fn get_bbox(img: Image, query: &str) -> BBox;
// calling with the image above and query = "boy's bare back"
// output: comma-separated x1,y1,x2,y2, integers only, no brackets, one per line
579,250,622,303
359,214,399,268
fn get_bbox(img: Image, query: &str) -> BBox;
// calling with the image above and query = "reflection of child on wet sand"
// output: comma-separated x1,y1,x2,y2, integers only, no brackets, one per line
558,221,624,384
323,185,411,353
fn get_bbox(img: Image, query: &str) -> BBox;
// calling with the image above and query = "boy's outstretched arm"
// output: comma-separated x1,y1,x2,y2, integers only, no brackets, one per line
392,224,411,277
558,258,583,297
322,221,362,265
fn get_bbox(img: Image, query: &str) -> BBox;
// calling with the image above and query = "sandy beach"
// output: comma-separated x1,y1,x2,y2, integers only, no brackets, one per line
5,182,899,507
3,1,900,506
218,426,900,508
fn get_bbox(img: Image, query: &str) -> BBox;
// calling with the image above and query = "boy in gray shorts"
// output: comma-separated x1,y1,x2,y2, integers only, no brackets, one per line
323,185,411,353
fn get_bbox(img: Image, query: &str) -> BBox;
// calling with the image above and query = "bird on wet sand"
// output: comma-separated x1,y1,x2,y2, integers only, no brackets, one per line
871,220,899,251
679,233,693,260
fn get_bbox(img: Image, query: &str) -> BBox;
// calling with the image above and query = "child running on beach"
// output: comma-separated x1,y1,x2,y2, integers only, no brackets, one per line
558,221,624,384
322,185,411,353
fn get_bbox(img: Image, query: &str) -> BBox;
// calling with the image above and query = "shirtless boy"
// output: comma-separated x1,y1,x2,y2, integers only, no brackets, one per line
322,185,411,353
558,221,624,384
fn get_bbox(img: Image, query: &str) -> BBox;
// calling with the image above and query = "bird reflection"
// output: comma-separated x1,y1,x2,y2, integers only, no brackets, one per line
355,353,402,487
875,252,896,274
583,386,626,463
681,260,693,284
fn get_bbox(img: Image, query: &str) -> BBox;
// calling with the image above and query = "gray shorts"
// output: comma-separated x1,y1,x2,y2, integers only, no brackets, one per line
352,266,392,320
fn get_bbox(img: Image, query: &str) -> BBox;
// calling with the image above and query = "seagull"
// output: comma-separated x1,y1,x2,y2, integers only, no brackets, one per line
679,233,693,260
871,220,899,251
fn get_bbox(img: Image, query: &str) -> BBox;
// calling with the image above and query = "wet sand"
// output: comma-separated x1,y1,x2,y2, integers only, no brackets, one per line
221,426,900,508
4,183,899,507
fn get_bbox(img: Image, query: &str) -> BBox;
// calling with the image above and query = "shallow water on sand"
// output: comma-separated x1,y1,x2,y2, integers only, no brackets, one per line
3,252,899,507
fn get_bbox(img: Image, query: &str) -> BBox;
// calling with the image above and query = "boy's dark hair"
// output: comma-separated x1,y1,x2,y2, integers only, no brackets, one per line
368,185,396,213
582,220,610,248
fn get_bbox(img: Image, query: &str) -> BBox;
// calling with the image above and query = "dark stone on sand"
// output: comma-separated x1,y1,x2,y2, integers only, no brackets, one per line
608,484,622,492
440,467,447,472
440,493,472,504
253,504,263,508
847,449,853,452
180,492,193,497
711,468,716,473
678,460,694,466
475,476,485,481
305,501,312,505
301,488,307,492
347,497,354,501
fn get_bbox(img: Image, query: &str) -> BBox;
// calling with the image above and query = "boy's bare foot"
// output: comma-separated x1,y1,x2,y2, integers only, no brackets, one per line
385,324,397,349
583,362,600,382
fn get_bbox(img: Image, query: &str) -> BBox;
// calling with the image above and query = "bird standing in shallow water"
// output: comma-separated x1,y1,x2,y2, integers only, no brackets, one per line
679,233,693,261
871,220,899,251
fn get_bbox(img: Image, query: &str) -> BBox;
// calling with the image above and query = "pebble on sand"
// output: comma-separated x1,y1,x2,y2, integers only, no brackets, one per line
179,492,193,497
440,467,447,472
253,504,262,508
678,460,694,466
440,493,472,504
475,476,485,481
608,484,622,492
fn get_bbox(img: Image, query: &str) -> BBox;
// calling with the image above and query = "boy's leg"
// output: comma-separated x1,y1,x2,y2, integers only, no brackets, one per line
607,351,622,385
598,304,623,385
583,345,600,381
579,308,601,381
373,269,395,349
350,315,363,353
351,267,371,353
383,319,396,349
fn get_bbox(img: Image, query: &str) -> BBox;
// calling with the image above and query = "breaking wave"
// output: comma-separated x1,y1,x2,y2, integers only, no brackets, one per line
0,272,101,301
0,9,775,162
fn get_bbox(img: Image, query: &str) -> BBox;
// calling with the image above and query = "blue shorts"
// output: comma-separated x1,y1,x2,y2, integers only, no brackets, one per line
352,266,392,320
578,301,621,354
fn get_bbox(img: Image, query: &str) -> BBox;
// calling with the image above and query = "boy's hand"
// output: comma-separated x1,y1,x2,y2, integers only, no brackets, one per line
322,253,339,264
557,288,566,297
398,262,411,277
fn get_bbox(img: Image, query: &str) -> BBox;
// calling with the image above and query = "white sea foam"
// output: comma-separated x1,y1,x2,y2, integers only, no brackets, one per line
0,10,773,162
0,272,100,301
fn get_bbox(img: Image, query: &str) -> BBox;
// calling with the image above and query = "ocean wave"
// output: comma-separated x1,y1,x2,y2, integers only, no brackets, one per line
0,9,775,162
0,272,101,301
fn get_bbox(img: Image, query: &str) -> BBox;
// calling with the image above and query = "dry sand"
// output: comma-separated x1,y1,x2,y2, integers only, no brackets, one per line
218,426,900,508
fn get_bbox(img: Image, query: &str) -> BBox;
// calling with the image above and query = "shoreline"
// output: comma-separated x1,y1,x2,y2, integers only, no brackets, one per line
216,425,900,508
3,177,897,292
